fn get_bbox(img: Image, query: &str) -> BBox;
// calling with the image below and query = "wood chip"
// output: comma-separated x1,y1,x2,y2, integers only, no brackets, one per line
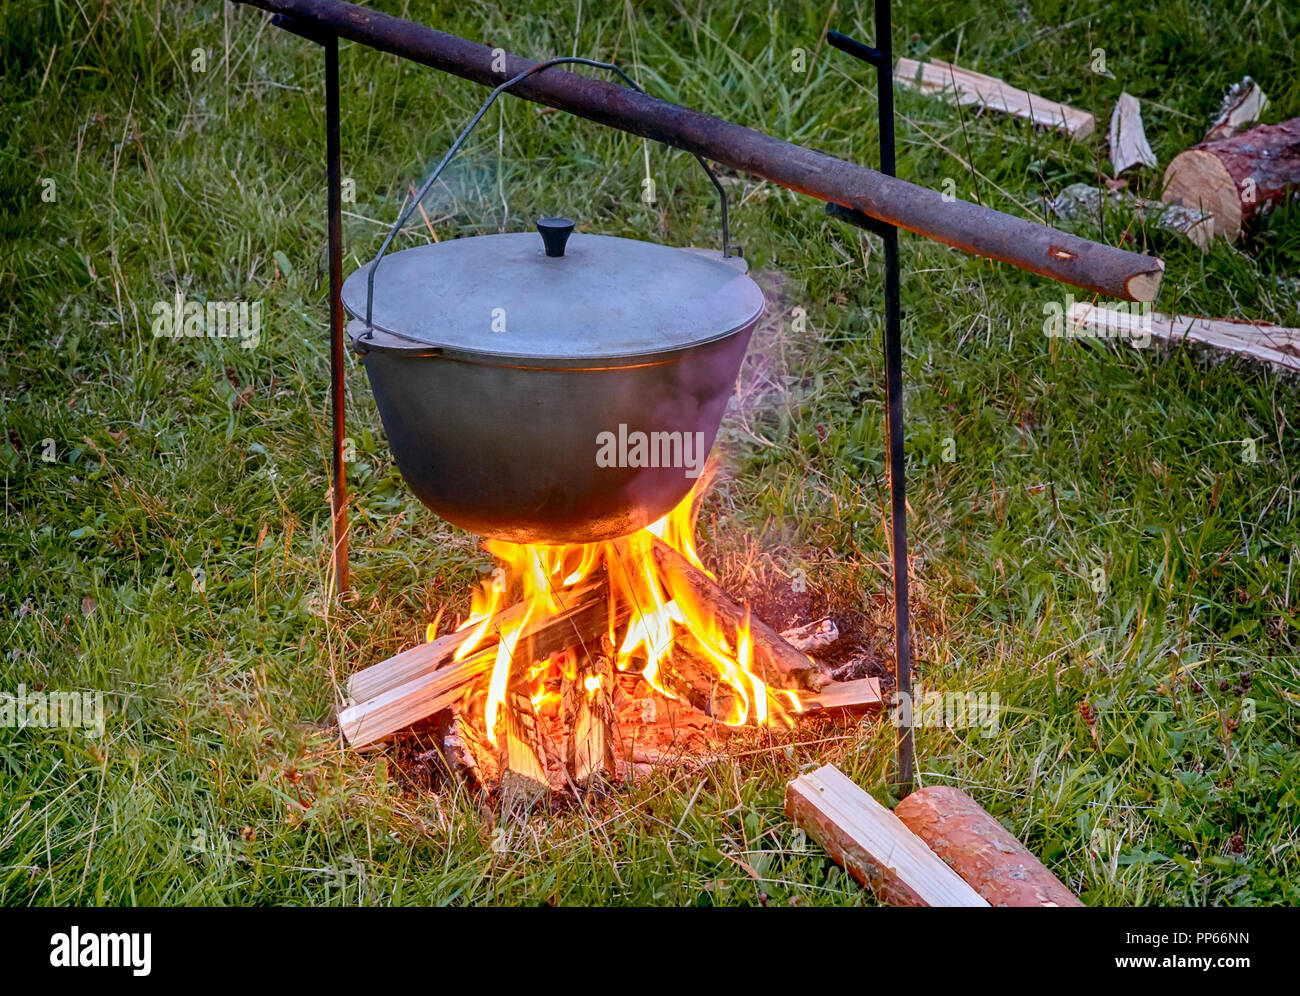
1108,92,1157,174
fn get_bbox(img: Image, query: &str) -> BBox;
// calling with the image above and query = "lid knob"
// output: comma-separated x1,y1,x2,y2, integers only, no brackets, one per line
536,217,575,257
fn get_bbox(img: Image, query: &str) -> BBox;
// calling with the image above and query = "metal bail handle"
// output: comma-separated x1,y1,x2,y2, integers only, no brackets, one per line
363,56,737,334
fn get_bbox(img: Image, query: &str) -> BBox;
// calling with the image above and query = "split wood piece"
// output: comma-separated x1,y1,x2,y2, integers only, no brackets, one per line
339,652,493,748
499,686,551,808
339,582,618,747
796,677,883,715
779,617,840,654
895,57,1095,139
657,653,721,718
1108,92,1157,174
649,538,824,691
894,786,1084,907
435,699,498,788
786,765,989,907
345,574,607,703
1066,302,1300,375
564,652,617,784
1051,182,1214,251
1205,77,1268,142
1163,117,1300,242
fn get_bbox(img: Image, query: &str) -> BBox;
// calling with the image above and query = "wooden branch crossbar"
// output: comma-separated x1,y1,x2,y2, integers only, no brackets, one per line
237,0,1164,302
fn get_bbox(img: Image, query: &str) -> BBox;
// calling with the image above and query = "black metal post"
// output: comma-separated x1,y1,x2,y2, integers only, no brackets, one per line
828,0,913,795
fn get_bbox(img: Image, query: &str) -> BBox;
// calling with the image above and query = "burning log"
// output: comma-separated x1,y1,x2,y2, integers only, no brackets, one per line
339,579,616,747
1163,117,1300,242
339,652,493,748
435,699,498,787
346,575,607,703
499,686,552,807
563,651,617,785
649,538,824,691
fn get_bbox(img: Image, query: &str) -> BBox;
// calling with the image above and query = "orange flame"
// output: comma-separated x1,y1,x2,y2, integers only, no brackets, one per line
435,481,786,745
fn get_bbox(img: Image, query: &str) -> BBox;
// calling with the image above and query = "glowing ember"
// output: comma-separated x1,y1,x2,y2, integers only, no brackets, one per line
437,481,791,746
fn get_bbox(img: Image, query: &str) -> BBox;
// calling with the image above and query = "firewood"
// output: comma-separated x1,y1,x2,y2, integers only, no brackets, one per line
1066,301,1300,375
779,617,840,654
499,686,551,808
1050,182,1213,251
338,652,494,748
1108,92,1157,174
563,652,617,784
435,699,498,787
649,538,823,691
894,786,1084,907
895,57,1094,139
339,581,618,747
795,677,882,714
785,765,988,907
1204,77,1268,142
346,629,472,705
346,575,607,703
1163,117,1300,242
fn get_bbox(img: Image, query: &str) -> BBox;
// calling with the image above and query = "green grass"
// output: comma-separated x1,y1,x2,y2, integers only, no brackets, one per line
2,0,1298,906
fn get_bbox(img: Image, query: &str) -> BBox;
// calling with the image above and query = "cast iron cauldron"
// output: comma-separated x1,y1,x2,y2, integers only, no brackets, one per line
343,218,764,544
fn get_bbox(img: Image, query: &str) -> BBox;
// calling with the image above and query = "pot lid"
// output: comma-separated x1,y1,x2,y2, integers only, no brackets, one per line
341,222,764,363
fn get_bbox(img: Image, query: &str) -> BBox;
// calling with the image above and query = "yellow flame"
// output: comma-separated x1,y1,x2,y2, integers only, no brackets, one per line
431,479,787,745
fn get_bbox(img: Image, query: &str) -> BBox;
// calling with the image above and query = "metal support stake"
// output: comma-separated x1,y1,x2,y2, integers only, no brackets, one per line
828,0,913,795
274,12,351,597
324,33,350,598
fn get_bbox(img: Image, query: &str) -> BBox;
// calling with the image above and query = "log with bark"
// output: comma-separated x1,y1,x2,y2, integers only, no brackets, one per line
649,538,824,691
894,786,1083,907
1163,117,1300,242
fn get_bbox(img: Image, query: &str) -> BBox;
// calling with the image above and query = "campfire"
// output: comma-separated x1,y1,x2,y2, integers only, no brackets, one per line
339,480,882,803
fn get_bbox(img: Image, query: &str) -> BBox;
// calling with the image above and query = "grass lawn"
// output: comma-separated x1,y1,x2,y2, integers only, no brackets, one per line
2,0,1298,906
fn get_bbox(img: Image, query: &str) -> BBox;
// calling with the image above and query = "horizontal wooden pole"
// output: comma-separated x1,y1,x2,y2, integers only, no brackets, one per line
236,0,1163,301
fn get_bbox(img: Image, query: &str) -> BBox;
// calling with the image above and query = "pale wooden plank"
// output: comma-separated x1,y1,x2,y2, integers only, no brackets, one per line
796,677,882,713
896,57,1095,139
786,764,989,907
1066,302,1300,374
